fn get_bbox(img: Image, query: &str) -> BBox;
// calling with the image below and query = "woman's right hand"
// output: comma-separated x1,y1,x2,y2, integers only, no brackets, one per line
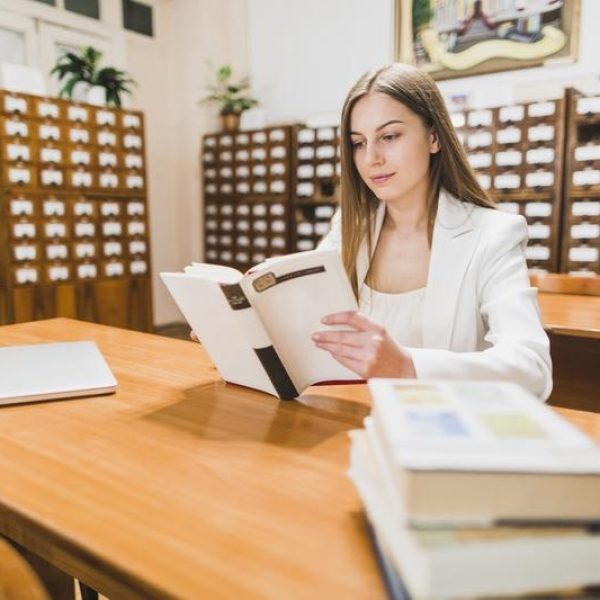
312,310,416,379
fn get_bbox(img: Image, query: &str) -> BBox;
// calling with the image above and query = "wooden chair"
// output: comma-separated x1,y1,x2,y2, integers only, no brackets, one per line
530,273,600,296
0,537,50,600
531,274,600,413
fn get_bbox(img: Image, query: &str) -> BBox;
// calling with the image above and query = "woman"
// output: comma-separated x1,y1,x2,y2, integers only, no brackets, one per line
313,63,552,400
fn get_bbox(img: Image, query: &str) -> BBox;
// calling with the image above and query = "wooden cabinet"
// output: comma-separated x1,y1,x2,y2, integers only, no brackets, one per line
201,124,340,272
451,99,566,273
0,90,152,331
560,88,600,275
201,89,600,277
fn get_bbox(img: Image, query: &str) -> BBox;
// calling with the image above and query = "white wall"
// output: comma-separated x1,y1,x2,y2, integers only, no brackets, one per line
247,0,395,123
127,0,248,325
248,0,600,119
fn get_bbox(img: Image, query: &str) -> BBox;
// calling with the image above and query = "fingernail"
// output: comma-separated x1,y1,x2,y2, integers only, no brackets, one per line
321,316,330,324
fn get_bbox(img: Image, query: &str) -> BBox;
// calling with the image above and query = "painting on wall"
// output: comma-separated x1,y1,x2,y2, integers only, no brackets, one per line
394,0,581,80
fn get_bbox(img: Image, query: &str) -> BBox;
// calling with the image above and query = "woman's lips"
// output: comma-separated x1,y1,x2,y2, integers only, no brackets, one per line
370,173,395,185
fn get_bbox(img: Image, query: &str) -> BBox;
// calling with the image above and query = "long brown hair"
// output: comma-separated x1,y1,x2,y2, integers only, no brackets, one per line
339,63,495,297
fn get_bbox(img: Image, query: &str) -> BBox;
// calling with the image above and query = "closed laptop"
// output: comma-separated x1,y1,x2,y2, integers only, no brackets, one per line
0,341,117,405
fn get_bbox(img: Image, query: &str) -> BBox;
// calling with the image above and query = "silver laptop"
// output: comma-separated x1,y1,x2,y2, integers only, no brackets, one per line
0,341,117,405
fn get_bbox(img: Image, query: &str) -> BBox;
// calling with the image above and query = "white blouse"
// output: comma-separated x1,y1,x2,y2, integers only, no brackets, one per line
359,285,425,348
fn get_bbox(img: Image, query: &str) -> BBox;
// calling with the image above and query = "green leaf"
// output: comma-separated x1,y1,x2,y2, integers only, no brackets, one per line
49,45,135,105
60,76,81,99
217,65,232,81
200,64,259,114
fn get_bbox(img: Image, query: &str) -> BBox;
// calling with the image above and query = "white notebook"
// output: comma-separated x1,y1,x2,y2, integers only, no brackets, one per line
0,341,117,405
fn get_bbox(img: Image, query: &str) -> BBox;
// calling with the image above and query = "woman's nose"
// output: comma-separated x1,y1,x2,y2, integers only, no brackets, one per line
364,141,383,166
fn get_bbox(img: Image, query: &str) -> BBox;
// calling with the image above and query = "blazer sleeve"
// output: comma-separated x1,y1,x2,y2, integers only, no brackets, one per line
409,216,553,401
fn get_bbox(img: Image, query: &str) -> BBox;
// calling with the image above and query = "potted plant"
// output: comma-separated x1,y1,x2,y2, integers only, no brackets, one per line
202,65,258,131
51,46,135,107
94,65,136,107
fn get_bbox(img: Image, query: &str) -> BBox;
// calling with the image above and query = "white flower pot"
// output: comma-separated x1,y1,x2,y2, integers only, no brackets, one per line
87,85,106,106
71,81,90,102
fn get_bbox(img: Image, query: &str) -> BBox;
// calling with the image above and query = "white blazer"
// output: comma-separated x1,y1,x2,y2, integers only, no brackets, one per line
318,190,552,400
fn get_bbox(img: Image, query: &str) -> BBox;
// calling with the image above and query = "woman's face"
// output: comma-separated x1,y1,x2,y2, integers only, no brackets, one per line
349,92,439,205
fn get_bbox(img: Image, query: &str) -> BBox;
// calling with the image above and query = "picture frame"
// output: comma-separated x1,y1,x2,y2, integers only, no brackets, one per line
394,0,581,80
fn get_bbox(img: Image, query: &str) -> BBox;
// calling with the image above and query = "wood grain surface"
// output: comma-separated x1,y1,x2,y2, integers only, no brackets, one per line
0,319,381,600
538,293,600,339
0,319,598,599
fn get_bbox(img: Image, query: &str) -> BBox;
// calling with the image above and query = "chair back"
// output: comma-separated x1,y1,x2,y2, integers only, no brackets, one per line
0,538,50,600
530,273,600,296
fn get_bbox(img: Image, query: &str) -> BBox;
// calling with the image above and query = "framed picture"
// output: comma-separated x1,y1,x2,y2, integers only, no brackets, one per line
394,0,581,80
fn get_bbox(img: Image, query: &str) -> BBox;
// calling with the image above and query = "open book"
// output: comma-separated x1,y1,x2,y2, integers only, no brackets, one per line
160,249,361,399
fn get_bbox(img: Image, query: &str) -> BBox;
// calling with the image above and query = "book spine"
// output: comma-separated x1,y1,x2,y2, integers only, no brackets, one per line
364,519,411,600
220,283,298,400
253,346,298,400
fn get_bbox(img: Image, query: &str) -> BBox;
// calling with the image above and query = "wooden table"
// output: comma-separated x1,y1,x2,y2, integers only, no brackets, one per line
0,319,598,600
538,293,600,412
0,319,382,600
538,293,600,339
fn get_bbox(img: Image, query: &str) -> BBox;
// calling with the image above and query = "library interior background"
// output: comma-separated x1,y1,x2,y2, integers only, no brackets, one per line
0,0,598,334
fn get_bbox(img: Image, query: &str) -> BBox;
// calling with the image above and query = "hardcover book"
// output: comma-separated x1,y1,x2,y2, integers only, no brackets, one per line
349,429,600,600
366,379,600,524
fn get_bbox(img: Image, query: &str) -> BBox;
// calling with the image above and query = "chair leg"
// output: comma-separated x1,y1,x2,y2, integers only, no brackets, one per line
79,581,99,600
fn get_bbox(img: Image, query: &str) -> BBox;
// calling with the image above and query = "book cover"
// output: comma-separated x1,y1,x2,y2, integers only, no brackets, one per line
364,380,600,524
368,379,600,473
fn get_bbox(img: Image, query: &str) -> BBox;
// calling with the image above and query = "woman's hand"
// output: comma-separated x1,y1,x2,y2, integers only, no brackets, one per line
312,311,417,379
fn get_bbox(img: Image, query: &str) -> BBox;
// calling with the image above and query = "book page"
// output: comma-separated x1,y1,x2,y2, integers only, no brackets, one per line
185,262,243,283
160,273,277,396
241,250,361,391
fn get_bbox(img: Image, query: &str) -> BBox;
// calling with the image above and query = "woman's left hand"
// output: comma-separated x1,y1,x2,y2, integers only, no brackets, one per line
312,311,417,379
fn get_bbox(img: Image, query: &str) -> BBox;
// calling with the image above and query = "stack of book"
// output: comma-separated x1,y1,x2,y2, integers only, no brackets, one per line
349,380,600,600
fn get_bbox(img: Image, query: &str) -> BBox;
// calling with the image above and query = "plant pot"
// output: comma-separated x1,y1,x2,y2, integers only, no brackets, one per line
87,85,106,106
71,81,90,102
221,113,241,132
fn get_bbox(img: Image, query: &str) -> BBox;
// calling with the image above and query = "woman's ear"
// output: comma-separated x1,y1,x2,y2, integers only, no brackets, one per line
429,130,441,154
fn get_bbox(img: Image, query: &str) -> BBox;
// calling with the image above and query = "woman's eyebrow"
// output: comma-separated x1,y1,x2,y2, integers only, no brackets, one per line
350,119,405,135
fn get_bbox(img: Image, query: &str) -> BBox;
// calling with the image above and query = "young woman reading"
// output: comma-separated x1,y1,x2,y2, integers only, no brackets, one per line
313,63,552,400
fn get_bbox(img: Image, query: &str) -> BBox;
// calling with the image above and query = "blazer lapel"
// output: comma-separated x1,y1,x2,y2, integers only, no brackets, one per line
421,190,479,349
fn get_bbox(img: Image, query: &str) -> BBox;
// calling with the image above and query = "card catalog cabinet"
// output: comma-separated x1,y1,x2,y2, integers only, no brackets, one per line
202,126,294,272
561,89,600,275
451,99,566,273
292,125,340,252
0,90,152,330
202,125,340,270
203,91,600,275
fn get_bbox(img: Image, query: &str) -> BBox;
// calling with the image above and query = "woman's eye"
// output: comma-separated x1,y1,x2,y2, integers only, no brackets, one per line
351,140,365,149
382,133,399,142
